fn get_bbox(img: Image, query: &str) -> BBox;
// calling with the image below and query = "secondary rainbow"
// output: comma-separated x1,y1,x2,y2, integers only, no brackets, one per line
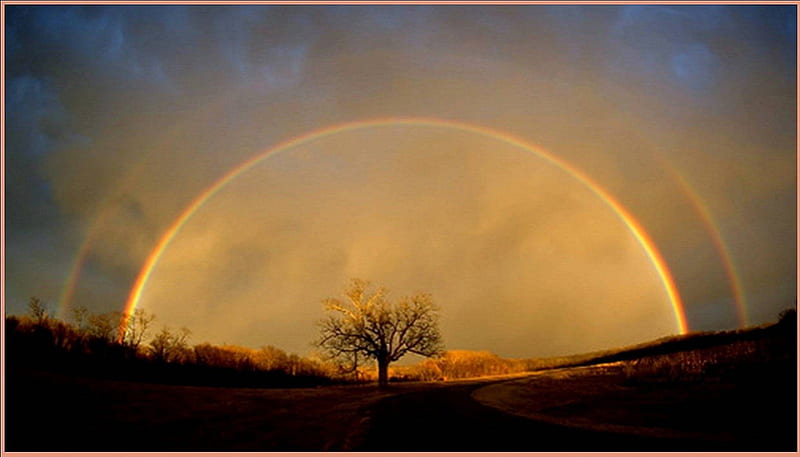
120,117,689,339
56,231,93,320
56,88,245,319
664,165,748,327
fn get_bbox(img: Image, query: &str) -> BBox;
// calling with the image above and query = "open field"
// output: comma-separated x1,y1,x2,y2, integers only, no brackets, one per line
473,363,796,450
6,314,796,451
6,355,795,452
6,368,399,451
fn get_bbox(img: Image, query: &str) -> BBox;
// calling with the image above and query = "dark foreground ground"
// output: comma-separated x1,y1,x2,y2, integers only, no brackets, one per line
359,378,722,451
5,363,796,452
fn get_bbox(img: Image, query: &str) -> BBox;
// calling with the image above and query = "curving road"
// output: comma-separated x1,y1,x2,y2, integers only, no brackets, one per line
356,380,729,452
8,369,778,451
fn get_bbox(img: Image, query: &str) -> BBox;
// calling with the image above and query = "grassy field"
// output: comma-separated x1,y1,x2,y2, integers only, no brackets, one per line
5,368,408,451
472,318,797,451
5,315,796,451
473,361,796,450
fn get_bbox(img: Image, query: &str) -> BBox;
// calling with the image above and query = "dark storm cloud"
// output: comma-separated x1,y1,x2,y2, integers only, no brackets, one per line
4,5,795,356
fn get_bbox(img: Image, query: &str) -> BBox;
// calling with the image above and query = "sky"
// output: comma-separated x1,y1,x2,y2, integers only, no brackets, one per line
4,5,796,359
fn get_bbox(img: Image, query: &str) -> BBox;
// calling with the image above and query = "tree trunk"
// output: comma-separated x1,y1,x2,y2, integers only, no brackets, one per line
377,356,389,388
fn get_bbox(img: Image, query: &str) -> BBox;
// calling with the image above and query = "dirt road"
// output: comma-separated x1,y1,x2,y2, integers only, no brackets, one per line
357,379,726,452
6,368,790,451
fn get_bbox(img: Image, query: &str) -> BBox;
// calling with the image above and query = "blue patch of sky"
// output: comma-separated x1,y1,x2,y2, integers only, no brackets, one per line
4,9,25,58
258,44,311,91
610,6,724,84
670,43,718,92
224,8,312,91
6,75,65,158
5,76,66,231
214,7,268,81
15,7,145,85
5,10,70,228
101,8,183,88
326,6,437,49
758,6,797,71
601,4,773,114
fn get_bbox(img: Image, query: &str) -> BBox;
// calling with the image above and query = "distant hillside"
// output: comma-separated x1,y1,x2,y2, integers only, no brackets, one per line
519,309,797,372
387,310,796,383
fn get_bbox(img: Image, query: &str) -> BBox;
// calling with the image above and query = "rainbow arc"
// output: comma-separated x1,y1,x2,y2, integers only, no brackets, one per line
117,117,690,339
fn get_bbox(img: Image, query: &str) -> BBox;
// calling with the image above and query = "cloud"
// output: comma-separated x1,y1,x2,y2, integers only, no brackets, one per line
138,128,677,357
4,6,795,357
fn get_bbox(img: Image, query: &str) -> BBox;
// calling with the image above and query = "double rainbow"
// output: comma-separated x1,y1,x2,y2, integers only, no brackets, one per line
664,165,748,327
117,117,689,339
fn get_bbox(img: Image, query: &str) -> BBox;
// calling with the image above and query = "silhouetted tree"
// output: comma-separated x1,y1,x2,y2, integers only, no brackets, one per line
149,326,190,363
121,309,156,353
87,311,120,342
70,305,89,332
256,345,290,371
315,279,443,387
28,297,48,325
6,301,342,387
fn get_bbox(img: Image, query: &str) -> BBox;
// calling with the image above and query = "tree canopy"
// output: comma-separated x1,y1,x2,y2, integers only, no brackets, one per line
315,279,444,386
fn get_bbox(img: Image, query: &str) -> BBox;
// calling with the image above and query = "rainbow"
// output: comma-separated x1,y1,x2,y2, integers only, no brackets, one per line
56,233,92,320
663,165,749,327
57,196,128,320
119,117,689,339
56,87,246,319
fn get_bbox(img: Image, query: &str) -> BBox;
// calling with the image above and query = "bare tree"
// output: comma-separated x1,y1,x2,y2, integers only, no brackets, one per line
70,305,89,332
87,311,120,342
121,308,156,352
28,297,48,325
149,326,191,363
315,279,444,387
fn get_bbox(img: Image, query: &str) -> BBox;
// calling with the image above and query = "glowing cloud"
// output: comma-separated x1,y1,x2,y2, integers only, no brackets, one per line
119,118,689,340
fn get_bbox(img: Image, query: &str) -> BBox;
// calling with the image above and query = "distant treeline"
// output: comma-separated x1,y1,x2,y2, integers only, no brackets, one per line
6,298,796,387
400,307,796,382
5,298,338,388
392,350,527,381
370,308,797,382
6,298,535,387
5,299,528,386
